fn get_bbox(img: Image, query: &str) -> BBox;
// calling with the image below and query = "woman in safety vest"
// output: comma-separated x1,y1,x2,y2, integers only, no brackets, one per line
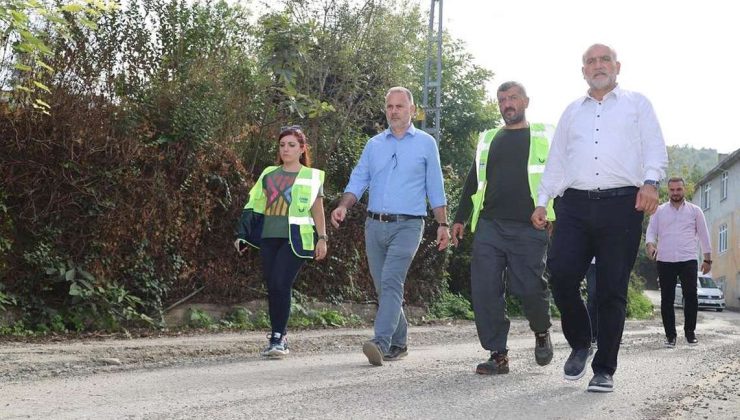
235,126,328,358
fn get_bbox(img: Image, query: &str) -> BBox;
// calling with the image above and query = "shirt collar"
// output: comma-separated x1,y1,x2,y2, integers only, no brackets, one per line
580,84,622,104
384,123,416,140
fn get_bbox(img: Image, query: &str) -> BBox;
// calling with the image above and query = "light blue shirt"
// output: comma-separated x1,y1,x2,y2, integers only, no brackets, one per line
344,124,446,216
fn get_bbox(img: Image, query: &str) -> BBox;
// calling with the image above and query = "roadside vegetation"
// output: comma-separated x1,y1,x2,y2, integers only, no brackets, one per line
0,0,706,336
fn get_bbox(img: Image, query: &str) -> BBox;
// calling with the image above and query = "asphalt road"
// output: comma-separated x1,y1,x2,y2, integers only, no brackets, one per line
1,297,739,419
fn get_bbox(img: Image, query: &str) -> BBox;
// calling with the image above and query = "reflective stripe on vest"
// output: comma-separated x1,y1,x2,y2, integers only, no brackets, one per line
469,123,556,232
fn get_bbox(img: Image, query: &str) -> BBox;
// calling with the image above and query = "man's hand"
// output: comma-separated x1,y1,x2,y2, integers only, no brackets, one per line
330,206,347,228
646,242,657,260
635,184,659,215
531,206,548,230
700,261,711,274
451,223,465,247
436,225,450,251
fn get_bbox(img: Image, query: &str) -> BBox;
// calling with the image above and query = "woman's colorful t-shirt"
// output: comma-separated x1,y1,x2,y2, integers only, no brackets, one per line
261,167,323,238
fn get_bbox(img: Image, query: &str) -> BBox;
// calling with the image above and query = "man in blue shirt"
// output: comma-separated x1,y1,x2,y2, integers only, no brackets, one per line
331,86,450,366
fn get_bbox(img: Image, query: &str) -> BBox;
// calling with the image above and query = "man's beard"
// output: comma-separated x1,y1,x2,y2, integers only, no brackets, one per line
588,74,615,91
503,111,524,126
670,195,684,203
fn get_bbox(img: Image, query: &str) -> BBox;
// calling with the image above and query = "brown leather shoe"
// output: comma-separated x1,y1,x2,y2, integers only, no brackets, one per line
476,351,509,375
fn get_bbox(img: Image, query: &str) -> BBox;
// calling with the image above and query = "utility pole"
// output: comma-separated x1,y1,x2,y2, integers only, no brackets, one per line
421,0,442,144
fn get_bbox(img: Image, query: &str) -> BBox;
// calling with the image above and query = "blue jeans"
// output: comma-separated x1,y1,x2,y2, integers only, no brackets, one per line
365,218,424,353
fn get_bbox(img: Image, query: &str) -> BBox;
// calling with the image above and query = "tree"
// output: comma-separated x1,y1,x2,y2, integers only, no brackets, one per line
0,0,116,113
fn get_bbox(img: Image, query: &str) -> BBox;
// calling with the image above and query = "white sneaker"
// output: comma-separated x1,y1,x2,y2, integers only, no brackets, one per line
261,333,289,358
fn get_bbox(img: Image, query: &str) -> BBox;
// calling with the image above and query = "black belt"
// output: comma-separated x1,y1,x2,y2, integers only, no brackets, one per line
367,211,424,222
564,186,638,200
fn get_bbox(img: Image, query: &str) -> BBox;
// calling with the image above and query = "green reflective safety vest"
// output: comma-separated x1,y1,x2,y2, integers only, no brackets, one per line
469,123,556,232
243,165,325,258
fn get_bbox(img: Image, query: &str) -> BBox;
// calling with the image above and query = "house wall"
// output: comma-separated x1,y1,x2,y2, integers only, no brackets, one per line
691,157,740,310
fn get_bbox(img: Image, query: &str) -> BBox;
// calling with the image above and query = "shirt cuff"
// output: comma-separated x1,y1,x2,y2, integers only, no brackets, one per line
536,194,551,208
643,170,663,183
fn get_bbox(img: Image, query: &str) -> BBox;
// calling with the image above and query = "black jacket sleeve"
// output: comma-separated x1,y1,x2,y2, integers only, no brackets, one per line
453,162,478,225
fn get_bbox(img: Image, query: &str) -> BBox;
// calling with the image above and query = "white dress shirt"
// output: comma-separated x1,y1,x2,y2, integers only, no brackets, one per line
645,201,712,263
537,86,668,206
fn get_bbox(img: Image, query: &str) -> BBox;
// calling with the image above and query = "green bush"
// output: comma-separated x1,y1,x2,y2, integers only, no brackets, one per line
627,283,654,319
429,292,474,320
221,307,253,329
187,308,214,328
251,310,271,330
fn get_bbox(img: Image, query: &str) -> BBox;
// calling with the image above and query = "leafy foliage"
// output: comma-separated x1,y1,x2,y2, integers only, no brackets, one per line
0,0,117,112
626,274,654,320
429,291,474,320
0,0,505,332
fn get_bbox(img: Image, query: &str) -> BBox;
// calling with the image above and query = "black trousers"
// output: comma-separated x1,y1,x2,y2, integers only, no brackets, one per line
548,190,643,376
261,238,306,336
657,260,698,338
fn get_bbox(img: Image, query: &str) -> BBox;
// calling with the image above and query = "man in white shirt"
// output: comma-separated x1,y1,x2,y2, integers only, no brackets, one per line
531,43,667,393
646,177,712,347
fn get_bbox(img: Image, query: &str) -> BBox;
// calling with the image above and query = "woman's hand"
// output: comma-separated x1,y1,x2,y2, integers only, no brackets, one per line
314,238,328,260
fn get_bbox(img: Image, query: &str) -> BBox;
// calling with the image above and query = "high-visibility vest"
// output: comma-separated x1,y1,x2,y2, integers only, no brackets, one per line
469,123,555,232
239,165,325,258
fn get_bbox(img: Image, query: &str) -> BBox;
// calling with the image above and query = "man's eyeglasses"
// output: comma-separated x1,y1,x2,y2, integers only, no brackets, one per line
280,125,302,132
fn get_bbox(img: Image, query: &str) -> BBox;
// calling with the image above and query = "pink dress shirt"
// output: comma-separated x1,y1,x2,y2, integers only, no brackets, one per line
645,201,712,262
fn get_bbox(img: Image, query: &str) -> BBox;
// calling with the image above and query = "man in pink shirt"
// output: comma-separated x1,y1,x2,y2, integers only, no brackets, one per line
646,177,712,347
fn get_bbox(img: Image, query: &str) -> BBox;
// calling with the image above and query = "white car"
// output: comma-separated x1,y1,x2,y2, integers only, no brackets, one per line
674,272,726,312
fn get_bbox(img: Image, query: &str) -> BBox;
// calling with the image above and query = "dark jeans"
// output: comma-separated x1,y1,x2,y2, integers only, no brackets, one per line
585,263,597,340
657,260,698,338
261,238,306,336
548,189,643,376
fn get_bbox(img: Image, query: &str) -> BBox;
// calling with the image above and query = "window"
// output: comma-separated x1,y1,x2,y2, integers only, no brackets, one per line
701,184,711,210
721,171,728,201
718,223,728,253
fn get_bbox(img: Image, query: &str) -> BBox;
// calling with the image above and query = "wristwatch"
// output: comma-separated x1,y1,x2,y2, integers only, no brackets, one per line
318,234,328,242
643,179,660,188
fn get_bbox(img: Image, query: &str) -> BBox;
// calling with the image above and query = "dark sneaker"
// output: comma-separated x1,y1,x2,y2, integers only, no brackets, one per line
534,331,553,366
261,333,289,358
362,340,383,366
664,336,676,348
563,348,591,380
476,352,509,375
587,372,614,393
383,345,408,361
686,334,698,344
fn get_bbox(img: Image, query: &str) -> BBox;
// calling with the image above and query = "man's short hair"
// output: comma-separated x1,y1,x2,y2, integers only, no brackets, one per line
667,176,685,185
386,86,414,105
582,43,618,64
497,81,527,98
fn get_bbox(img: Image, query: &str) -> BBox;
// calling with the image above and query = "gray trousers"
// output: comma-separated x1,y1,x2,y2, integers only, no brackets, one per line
365,218,424,353
471,218,551,353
